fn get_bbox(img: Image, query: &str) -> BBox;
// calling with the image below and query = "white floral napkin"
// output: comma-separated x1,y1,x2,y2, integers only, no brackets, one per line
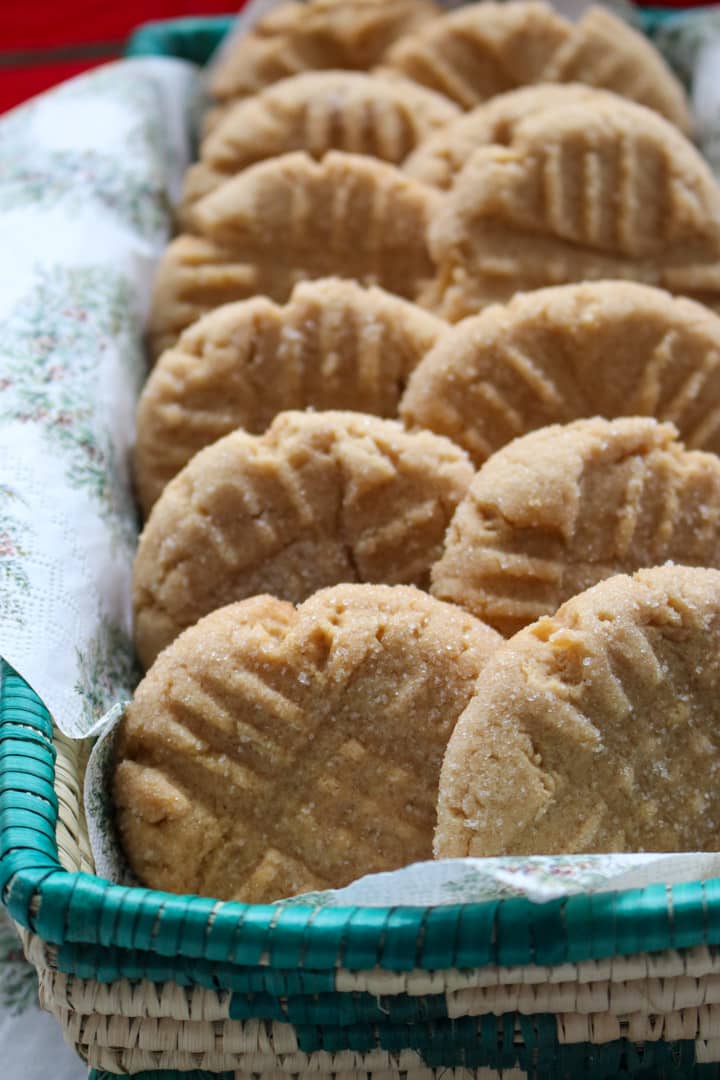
0,58,199,736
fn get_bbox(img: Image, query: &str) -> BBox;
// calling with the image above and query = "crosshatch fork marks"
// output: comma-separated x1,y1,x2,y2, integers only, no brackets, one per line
431,417,720,635
116,584,501,901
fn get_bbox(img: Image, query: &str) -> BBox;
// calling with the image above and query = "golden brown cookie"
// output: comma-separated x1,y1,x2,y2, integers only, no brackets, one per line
423,98,720,321
182,71,459,224
136,279,447,515
209,0,440,102
382,1,570,110
540,5,691,133
435,565,720,858
403,83,619,191
431,417,720,637
383,2,689,130
400,282,720,466
149,150,441,357
133,410,473,668
115,583,501,901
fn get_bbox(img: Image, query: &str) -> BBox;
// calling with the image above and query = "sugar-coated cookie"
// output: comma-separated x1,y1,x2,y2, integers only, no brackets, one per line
116,584,501,901
384,2,689,129
133,410,473,668
435,566,720,857
423,99,720,320
136,278,447,514
403,83,619,191
432,417,720,636
209,0,439,102
149,151,441,357
400,282,720,466
182,71,459,224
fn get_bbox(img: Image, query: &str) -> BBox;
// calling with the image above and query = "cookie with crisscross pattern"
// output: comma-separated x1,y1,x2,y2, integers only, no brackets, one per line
209,0,439,102
183,70,459,224
431,417,720,636
136,278,446,514
423,99,720,321
149,150,441,357
400,281,720,466
133,410,473,668
435,565,720,858
383,2,689,130
403,83,618,191
116,583,501,901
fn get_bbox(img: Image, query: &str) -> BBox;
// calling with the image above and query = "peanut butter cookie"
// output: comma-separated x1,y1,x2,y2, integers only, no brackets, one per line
400,282,720,466
403,83,618,191
540,6,690,133
423,99,720,321
136,278,447,514
149,151,441,357
431,417,720,636
182,71,459,225
209,0,439,103
435,565,720,858
382,1,570,109
133,410,473,668
384,2,689,130
115,584,501,901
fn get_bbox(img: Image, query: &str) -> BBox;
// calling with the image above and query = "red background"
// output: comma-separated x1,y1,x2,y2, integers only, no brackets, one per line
1,1,242,113
0,0,710,115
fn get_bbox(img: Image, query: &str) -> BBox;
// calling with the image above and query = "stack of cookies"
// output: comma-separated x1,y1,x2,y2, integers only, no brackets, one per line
113,0,720,905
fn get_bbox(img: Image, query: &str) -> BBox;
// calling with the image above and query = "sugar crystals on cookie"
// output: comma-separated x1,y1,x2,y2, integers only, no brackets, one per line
431,416,720,635
115,584,500,901
136,279,447,514
435,566,720,858
133,410,474,668
149,151,441,357
400,282,720,465
423,98,720,320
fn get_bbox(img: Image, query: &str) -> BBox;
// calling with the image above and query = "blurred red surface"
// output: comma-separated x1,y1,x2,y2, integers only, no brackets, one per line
1,1,242,113
1,0,713,114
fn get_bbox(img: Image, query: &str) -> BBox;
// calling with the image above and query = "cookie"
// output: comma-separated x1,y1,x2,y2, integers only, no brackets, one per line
209,0,439,103
422,98,720,321
431,417,720,637
540,5,691,133
400,282,720,466
133,410,474,668
148,151,441,357
403,83,619,191
435,565,720,858
382,1,570,110
383,2,689,130
182,71,459,224
115,583,501,901
135,278,447,514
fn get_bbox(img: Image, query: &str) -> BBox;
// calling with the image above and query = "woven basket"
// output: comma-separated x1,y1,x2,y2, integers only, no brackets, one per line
5,660,720,1079
4,9,720,1079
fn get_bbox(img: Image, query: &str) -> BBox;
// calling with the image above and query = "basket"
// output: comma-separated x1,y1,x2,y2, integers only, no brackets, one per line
4,8,720,1080
6,652,720,1080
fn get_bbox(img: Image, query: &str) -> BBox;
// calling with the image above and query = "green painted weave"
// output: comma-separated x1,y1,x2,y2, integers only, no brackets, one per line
125,16,233,64
81,1036,720,1080
89,1073,233,1080
227,988,450,1024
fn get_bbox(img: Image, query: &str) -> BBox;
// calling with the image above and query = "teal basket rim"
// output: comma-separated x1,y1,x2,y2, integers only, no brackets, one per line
121,6,716,67
2,658,720,976
125,15,234,65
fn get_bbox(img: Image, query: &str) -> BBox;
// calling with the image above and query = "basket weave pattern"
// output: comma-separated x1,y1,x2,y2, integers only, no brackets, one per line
3,661,720,1076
